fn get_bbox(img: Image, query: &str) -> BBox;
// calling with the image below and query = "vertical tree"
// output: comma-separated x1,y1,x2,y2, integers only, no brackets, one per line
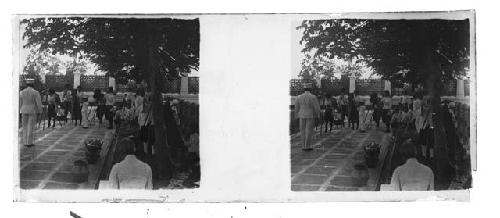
299,19,470,189
22,17,200,180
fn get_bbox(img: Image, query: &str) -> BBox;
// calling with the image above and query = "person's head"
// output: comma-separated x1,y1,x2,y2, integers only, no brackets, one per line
77,85,81,91
303,83,312,92
400,139,417,159
64,84,71,90
48,88,55,95
25,78,35,88
108,87,114,93
341,88,346,94
119,138,136,156
384,90,391,97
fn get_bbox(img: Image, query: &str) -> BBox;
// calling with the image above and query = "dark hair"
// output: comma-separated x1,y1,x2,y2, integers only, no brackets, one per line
119,138,136,156
400,139,417,159
303,87,311,92
65,84,71,89
48,88,55,95
108,87,114,93
384,90,391,97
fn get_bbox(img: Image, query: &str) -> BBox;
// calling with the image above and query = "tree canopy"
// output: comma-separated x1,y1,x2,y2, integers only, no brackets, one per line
298,19,470,90
300,53,375,80
22,17,200,86
22,17,201,180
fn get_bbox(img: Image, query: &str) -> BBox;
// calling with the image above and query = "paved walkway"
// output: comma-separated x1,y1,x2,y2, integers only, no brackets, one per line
18,124,113,190
291,125,390,191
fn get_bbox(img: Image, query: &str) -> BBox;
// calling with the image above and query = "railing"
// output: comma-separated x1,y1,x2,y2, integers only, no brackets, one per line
80,75,108,91
290,78,471,97
45,75,72,91
356,79,384,96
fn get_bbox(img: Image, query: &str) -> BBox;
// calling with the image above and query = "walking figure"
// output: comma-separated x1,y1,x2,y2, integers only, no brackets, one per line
294,83,321,151
19,78,42,147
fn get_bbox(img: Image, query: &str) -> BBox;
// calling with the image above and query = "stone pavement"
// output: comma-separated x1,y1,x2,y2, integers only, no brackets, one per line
18,124,113,190
291,126,391,191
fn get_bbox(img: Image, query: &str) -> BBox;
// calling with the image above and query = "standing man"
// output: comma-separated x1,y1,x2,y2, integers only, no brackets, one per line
295,83,321,151
19,78,42,147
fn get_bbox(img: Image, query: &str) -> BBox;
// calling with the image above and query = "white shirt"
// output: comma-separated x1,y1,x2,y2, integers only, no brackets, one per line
391,158,434,191
109,155,153,189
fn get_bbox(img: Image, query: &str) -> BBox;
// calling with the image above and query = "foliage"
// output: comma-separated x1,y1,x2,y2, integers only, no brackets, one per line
298,19,470,88
298,18,471,188
22,17,200,180
22,17,200,87
300,52,374,80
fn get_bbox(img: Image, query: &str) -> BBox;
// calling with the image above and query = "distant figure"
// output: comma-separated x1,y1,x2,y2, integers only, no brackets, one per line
323,98,334,132
93,89,106,124
109,138,153,189
338,88,349,126
104,87,116,129
295,83,321,151
81,96,89,129
71,89,82,126
46,88,58,128
62,84,72,120
19,78,42,147
391,139,434,191
347,92,359,130
381,90,392,132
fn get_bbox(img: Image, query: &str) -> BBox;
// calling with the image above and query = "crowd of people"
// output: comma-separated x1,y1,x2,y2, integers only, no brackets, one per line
294,84,465,191
20,78,200,189
297,86,441,160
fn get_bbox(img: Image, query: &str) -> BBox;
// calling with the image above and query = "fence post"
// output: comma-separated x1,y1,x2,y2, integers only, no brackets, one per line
349,76,356,93
73,72,81,89
384,80,391,95
180,76,189,95
108,77,116,90
456,78,465,98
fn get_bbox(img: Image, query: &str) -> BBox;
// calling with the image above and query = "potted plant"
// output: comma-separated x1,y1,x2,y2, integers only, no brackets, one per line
72,159,89,183
84,138,103,164
351,162,369,187
364,142,381,168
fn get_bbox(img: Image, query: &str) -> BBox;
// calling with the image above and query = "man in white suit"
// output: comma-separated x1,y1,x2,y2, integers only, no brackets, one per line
19,79,42,147
295,83,321,151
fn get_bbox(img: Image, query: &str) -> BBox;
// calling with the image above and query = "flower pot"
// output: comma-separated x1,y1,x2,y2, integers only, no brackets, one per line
351,163,369,187
364,143,381,168
72,160,89,183
86,152,100,164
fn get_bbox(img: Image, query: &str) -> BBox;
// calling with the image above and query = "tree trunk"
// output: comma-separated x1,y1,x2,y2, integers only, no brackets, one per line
415,22,454,190
144,22,173,181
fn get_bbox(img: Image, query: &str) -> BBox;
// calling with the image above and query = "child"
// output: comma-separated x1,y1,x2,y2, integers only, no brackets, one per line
81,96,89,129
